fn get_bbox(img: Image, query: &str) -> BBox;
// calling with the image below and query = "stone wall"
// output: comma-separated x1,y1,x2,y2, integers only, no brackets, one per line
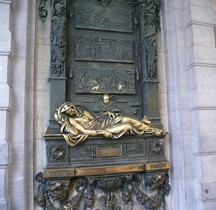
0,0,36,209
0,1,11,208
0,0,216,209
163,0,216,209
188,1,216,209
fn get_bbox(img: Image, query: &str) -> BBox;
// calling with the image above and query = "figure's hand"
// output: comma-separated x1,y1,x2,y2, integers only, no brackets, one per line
102,130,112,138
107,111,115,119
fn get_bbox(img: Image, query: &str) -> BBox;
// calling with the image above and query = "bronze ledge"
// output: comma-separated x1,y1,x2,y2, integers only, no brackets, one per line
43,133,63,138
146,161,170,171
43,130,165,141
43,162,170,178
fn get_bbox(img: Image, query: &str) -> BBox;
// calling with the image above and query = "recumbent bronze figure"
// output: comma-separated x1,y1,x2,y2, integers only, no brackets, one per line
54,102,167,146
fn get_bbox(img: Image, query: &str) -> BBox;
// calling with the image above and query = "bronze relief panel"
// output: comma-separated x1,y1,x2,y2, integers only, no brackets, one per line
74,68,135,94
74,4,133,33
67,0,140,116
36,0,170,209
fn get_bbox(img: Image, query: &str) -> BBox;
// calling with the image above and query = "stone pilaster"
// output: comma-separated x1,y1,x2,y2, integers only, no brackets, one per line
186,0,216,209
163,0,195,209
4,0,36,209
163,0,216,209
0,0,12,209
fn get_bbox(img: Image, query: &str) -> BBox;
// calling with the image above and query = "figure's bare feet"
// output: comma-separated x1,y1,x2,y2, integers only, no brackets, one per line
142,116,151,124
155,129,167,136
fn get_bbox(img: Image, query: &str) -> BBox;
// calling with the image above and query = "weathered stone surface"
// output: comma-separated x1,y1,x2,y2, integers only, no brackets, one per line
190,5,216,25
0,56,10,83
195,154,216,180
192,25,215,47
196,200,216,210
195,180,216,200
0,142,9,166
0,199,8,210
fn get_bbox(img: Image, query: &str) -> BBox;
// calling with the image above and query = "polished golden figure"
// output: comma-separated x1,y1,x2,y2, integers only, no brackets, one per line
54,102,166,146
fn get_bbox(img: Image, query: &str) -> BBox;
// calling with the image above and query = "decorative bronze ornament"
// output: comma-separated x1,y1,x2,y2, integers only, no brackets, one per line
50,144,67,161
34,172,70,209
54,102,167,146
150,140,164,155
38,0,48,21
139,0,161,79
35,172,170,210
50,0,67,76
47,180,70,201
103,94,110,105
98,0,112,7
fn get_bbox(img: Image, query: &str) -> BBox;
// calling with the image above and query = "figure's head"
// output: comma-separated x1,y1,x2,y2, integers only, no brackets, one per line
60,102,78,116
55,2,65,17
35,172,43,182
103,94,110,105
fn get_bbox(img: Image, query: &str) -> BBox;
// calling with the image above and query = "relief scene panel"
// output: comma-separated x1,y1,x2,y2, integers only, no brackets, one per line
74,67,136,94
74,36,134,63
74,4,133,33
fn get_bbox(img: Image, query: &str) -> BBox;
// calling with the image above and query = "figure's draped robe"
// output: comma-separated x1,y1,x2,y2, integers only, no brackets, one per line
58,108,158,146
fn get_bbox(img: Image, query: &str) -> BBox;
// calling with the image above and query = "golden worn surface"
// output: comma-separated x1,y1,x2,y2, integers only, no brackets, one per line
44,164,145,178
146,162,170,171
54,102,167,146
75,164,144,176
96,146,122,157
43,162,170,178
103,93,110,105
44,168,75,178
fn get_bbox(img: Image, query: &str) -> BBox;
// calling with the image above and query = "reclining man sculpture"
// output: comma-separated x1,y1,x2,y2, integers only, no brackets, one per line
54,102,167,146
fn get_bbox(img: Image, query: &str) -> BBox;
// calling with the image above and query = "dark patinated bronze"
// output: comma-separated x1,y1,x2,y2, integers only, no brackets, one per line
36,0,170,209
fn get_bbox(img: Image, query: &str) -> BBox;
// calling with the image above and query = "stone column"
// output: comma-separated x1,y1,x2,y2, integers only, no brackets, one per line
163,0,195,209
0,1,12,209
5,0,36,209
187,0,216,209
163,0,216,209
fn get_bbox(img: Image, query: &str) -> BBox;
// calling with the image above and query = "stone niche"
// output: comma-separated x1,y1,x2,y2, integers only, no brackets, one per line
35,0,170,209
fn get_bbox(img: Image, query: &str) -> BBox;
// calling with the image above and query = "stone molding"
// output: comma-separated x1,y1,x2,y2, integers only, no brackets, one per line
0,1,12,4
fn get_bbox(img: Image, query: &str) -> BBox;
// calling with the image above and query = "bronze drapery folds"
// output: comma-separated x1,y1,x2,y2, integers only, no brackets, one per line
54,102,167,146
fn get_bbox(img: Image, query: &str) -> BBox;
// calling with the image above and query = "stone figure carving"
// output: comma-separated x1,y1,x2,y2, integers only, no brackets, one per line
54,102,166,146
